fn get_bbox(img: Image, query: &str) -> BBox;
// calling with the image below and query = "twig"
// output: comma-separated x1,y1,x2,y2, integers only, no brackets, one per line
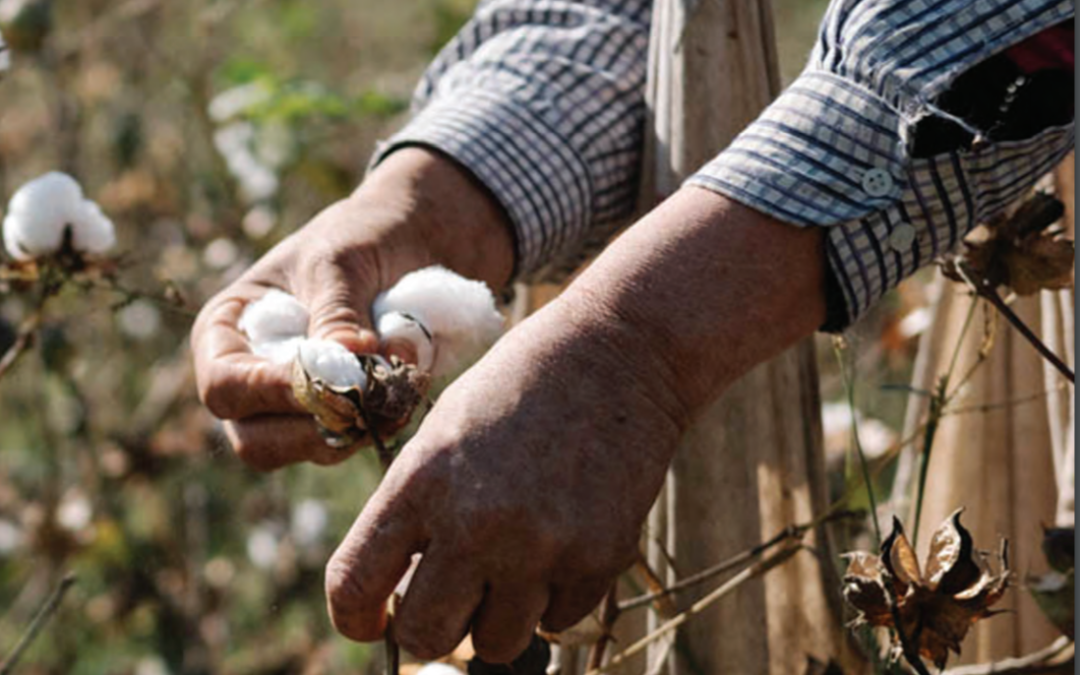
941,637,1073,675
385,593,400,675
583,545,801,675
618,510,858,613
835,341,883,544
978,283,1074,383
0,573,77,675
912,296,981,547
585,587,619,670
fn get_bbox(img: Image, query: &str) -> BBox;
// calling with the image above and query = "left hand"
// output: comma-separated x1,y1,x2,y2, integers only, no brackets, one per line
323,293,688,662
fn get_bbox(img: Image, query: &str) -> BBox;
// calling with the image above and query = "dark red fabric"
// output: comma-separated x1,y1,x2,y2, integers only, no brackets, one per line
1004,20,1074,74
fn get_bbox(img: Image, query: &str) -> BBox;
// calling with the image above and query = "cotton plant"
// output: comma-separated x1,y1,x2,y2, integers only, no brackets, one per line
0,171,175,379
239,266,505,462
2,171,115,262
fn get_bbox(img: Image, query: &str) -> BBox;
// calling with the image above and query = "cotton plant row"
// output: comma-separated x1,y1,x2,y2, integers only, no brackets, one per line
240,266,505,459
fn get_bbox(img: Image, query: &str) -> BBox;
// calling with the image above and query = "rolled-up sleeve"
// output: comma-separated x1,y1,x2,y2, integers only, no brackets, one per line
371,0,651,280
690,0,1075,331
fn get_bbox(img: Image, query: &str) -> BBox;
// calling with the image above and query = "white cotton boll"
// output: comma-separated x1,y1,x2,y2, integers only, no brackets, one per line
372,266,503,379
3,172,84,259
376,311,435,372
252,335,305,364
415,664,465,675
297,338,365,390
71,200,116,254
239,289,310,344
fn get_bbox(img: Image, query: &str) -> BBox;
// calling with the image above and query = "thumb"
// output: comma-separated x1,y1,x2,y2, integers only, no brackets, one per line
301,276,381,354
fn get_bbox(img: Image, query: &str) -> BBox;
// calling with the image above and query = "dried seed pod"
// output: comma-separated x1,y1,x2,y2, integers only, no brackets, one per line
290,341,430,450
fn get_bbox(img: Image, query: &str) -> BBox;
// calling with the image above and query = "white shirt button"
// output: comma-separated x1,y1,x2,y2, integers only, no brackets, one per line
889,224,917,251
861,168,894,197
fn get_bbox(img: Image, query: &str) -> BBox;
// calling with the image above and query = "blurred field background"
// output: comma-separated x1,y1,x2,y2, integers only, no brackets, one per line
0,1,953,674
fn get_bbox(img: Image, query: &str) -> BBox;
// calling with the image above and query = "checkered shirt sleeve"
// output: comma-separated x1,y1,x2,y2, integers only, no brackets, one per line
374,0,1075,330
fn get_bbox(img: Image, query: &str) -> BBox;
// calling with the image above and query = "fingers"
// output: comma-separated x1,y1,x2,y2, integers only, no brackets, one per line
295,263,380,354
194,294,304,419
325,486,428,643
392,547,485,658
223,416,358,471
470,583,549,663
540,578,613,633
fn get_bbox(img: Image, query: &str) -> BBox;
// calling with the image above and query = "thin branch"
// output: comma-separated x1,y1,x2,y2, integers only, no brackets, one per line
978,283,1074,383
0,574,77,675
946,383,1068,415
584,545,801,675
585,587,619,670
618,510,858,613
941,637,1073,675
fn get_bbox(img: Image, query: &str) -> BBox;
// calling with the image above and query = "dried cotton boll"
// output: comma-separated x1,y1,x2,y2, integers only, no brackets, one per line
372,266,504,379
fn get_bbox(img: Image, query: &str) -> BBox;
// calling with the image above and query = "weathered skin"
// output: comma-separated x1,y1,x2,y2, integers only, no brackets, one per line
192,147,827,662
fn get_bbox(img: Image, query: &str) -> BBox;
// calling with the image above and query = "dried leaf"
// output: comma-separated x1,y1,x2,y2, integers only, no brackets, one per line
1002,236,1075,296
1028,569,1075,637
945,192,1075,296
925,508,980,594
883,517,921,592
841,552,892,627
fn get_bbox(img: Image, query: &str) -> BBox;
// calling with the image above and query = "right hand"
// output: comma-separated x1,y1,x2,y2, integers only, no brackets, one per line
192,148,513,470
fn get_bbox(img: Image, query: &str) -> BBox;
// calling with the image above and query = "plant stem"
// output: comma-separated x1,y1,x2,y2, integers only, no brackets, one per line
0,574,76,675
834,344,882,544
911,296,978,547
979,284,1074,383
584,545,802,675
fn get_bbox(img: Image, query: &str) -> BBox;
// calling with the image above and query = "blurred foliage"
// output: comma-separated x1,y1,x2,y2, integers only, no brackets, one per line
0,1,923,674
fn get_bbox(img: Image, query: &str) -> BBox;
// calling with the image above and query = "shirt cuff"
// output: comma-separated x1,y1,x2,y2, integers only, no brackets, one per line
686,70,911,332
369,89,593,280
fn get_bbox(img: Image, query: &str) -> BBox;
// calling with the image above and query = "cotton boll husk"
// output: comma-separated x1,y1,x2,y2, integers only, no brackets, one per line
372,266,503,379
376,311,434,372
239,289,310,344
297,339,365,390
71,200,116,254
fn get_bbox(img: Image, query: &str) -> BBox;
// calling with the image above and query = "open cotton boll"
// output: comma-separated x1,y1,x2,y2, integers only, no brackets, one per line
71,201,116,254
239,289,310,343
2,172,118,259
372,266,503,379
415,665,465,675
376,311,434,373
297,339,365,390
239,290,312,364
3,172,85,259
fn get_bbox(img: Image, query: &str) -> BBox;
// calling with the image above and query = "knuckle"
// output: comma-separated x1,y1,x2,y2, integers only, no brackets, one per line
394,628,457,661
201,381,239,420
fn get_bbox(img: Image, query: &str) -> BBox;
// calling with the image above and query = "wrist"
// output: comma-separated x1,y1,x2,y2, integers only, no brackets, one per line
554,187,826,423
352,146,515,291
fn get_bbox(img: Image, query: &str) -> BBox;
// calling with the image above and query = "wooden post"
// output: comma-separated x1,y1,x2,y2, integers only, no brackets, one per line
637,1,855,673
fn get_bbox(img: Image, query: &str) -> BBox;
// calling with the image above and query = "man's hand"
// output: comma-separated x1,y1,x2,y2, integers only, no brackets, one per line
324,295,686,661
192,148,513,469
323,187,828,661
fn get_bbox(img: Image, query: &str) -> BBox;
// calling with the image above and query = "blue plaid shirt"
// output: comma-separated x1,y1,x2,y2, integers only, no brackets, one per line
374,0,1075,330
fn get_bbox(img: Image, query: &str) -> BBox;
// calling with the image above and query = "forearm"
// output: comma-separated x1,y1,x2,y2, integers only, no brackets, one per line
549,187,826,426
